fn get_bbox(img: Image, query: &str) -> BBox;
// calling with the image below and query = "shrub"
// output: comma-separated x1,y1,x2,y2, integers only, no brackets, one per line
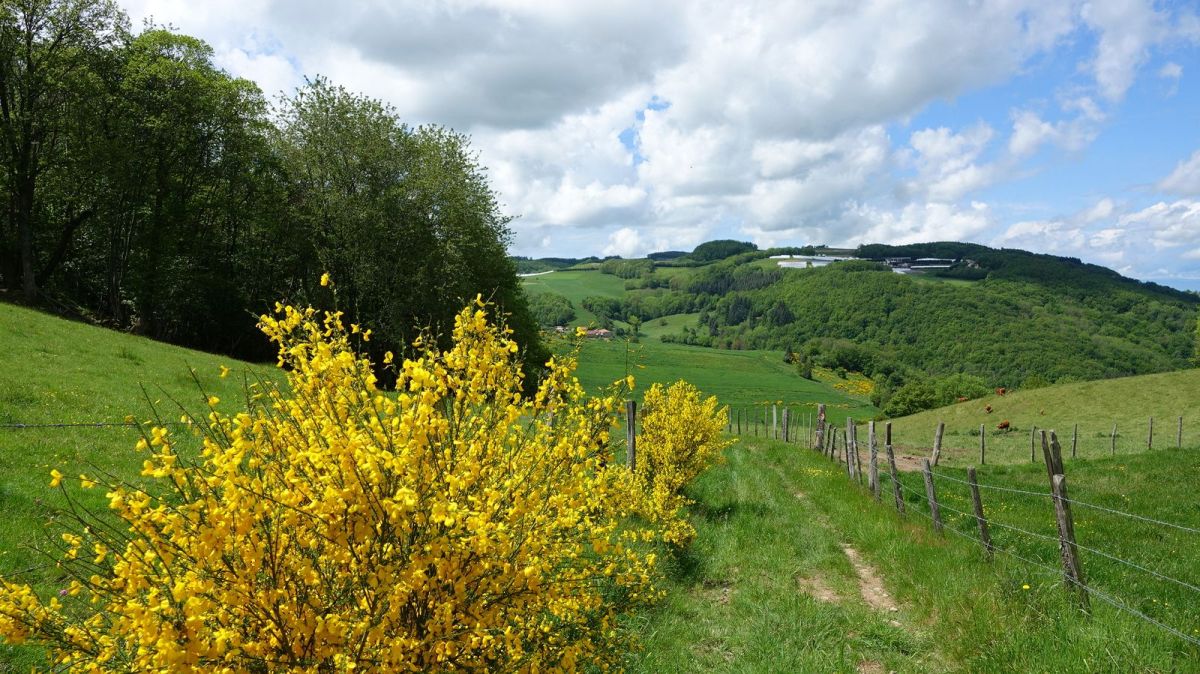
0,300,663,671
633,381,732,544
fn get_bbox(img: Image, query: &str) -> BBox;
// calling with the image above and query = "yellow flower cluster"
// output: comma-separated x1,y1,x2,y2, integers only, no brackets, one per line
0,299,665,672
632,382,732,545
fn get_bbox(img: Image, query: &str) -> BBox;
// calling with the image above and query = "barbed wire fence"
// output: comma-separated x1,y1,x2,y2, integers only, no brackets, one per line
721,407,1200,652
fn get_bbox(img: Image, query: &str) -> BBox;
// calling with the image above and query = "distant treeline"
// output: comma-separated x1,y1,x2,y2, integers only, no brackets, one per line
0,1,544,376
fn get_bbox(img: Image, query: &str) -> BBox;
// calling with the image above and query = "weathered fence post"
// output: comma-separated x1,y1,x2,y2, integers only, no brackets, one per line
922,458,943,534
1179,416,1184,449
1111,423,1117,455
1031,426,1037,463
979,424,986,465
967,467,993,559
886,425,905,515
1052,474,1090,612
852,422,863,483
1148,416,1154,450
845,418,855,479
1071,423,1078,459
772,404,778,440
932,421,945,466
625,400,638,472
782,408,790,443
815,403,827,451
868,420,880,500
737,408,742,435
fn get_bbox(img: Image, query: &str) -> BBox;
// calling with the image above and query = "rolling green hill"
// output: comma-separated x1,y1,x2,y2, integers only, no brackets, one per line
564,337,875,425
887,367,1200,466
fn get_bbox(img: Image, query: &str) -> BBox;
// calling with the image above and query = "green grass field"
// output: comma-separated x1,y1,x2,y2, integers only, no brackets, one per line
521,269,626,325
561,337,876,426
639,312,699,339
888,368,1200,466
632,435,1200,671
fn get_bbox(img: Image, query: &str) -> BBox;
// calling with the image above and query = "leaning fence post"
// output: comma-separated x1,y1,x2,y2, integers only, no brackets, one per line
1111,423,1117,455
979,423,986,465
845,418,855,479
1148,416,1154,450
967,467,993,559
922,458,943,534
1071,424,1078,459
868,420,880,500
932,421,945,466
1052,473,1090,612
625,400,637,472
1031,426,1037,462
886,425,905,516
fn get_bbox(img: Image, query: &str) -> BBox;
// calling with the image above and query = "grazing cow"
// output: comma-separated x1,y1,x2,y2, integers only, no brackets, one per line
997,420,1010,430
984,405,993,413
956,396,969,403
996,387,1007,396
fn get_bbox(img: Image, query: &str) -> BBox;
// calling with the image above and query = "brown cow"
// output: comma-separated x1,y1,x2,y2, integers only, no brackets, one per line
996,387,1007,396
997,420,1010,430
984,404,993,413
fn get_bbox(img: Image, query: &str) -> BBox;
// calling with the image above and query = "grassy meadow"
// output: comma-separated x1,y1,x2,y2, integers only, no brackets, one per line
562,336,876,426
888,368,1200,466
520,269,627,325
633,434,1200,672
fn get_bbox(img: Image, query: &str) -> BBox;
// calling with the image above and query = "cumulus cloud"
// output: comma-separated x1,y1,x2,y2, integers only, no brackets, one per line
117,0,1200,288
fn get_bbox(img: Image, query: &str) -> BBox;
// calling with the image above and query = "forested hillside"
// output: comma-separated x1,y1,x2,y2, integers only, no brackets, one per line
0,1,543,374
528,243,1198,414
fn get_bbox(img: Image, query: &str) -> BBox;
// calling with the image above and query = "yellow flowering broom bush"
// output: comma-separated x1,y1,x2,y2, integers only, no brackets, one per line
0,299,664,672
633,382,732,545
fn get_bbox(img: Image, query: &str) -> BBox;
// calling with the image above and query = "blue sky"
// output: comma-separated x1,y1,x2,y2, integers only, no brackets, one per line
123,0,1200,290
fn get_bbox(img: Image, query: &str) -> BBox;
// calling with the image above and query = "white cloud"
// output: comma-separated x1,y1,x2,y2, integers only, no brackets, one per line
1158,150,1200,196
115,1,1200,288
602,227,642,257
1158,61,1183,79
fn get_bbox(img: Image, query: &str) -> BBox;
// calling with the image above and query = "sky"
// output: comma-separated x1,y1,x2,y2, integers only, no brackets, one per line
120,0,1200,290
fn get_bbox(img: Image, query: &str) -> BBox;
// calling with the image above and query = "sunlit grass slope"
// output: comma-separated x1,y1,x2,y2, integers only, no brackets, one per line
887,368,1200,466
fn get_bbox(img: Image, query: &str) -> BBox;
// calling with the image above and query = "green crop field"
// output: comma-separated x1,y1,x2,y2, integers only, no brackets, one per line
888,368,1200,466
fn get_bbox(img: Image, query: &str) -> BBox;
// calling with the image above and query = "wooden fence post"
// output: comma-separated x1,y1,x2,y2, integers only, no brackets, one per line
815,403,827,451
773,405,778,440
1148,416,1154,450
1179,416,1184,449
1052,474,1090,612
737,408,742,435
1111,423,1117,455
845,418,855,479
868,420,880,500
932,421,945,466
1031,426,1037,463
625,400,637,472
967,467,993,559
852,422,863,483
979,424,986,465
782,408,790,443
1071,424,1078,459
886,429,905,515
922,458,943,534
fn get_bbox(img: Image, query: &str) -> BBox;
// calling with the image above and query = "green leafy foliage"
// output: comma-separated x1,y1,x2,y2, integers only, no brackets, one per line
0,9,546,380
689,239,758,262
527,292,575,327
